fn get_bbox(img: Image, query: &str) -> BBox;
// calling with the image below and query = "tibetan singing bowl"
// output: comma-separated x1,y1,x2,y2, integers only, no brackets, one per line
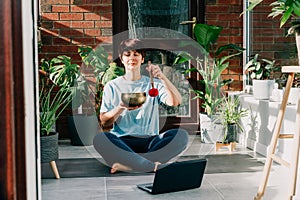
121,92,147,107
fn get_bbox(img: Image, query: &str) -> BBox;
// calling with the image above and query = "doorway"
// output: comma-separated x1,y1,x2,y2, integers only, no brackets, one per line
113,0,205,133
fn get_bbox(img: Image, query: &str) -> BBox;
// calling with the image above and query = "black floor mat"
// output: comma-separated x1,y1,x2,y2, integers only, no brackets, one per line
41,154,265,179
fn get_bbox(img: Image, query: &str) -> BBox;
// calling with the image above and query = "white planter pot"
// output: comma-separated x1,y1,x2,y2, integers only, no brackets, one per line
199,113,223,144
252,79,275,100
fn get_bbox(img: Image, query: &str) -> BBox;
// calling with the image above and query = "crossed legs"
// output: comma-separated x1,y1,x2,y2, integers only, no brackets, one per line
93,128,189,173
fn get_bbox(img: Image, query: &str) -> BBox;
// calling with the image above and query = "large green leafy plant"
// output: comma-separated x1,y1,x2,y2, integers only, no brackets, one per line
48,46,124,118
39,58,73,136
175,24,244,116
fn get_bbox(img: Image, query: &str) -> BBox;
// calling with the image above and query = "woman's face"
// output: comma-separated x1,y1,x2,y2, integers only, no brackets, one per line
121,50,144,71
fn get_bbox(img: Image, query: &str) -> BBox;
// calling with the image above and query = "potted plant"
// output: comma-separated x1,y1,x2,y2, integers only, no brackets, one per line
174,23,244,143
244,53,277,100
216,96,249,144
49,46,124,145
39,58,73,179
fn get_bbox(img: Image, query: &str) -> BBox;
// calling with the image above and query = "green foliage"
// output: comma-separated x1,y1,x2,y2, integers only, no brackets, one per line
78,46,110,75
216,96,248,142
48,55,80,88
244,54,277,80
39,60,73,136
217,96,248,126
174,23,244,116
47,46,124,117
244,0,300,28
39,85,72,136
78,46,125,116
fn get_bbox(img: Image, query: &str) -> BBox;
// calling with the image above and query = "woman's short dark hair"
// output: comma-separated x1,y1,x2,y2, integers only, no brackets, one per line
118,39,146,58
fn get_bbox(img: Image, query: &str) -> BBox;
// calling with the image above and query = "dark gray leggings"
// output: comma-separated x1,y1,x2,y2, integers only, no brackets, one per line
93,128,189,172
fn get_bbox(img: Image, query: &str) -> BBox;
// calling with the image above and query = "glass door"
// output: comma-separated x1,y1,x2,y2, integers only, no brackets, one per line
127,0,189,37
113,0,205,133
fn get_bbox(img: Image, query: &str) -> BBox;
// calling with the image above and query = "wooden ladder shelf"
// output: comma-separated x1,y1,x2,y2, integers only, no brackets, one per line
255,66,300,200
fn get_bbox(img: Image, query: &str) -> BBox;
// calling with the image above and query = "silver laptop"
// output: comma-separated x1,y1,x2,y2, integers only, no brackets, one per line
137,159,207,194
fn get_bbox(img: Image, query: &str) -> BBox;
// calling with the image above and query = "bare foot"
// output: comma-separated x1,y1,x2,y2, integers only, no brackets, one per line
110,163,132,174
154,162,161,172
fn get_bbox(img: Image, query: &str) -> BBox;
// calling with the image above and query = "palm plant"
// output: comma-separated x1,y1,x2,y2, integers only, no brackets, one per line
174,23,244,116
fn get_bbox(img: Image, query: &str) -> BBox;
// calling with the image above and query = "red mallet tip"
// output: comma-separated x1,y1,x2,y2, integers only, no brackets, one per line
149,88,158,97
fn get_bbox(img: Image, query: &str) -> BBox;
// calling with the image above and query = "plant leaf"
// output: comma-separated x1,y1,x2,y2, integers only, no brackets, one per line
194,24,223,51
280,6,294,27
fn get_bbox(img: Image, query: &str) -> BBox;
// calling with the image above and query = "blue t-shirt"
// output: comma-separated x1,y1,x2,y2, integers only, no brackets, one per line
100,75,168,137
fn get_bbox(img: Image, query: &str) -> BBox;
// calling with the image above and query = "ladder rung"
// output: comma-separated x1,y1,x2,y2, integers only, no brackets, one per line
270,154,290,168
279,134,294,139
282,66,300,73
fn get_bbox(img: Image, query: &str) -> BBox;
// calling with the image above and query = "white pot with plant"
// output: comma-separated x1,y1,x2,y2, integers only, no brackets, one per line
244,53,277,100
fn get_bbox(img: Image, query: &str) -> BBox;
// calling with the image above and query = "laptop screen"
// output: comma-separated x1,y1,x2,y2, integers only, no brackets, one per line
150,159,207,194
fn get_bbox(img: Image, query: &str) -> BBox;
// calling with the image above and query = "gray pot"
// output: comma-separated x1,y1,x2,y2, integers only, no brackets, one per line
40,132,59,163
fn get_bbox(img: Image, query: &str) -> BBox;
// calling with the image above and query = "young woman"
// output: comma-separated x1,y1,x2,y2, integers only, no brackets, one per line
93,38,188,173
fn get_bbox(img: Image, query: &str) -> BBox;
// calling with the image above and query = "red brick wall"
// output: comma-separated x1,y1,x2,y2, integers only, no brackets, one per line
39,0,113,63
206,0,244,91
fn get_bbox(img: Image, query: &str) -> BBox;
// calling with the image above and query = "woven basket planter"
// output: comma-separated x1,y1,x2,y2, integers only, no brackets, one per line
40,132,59,163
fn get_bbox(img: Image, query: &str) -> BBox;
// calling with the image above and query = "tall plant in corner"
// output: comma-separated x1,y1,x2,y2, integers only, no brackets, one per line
174,23,244,116
244,0,300,64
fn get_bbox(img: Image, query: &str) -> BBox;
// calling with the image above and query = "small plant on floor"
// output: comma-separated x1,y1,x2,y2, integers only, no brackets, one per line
216,96,248,143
